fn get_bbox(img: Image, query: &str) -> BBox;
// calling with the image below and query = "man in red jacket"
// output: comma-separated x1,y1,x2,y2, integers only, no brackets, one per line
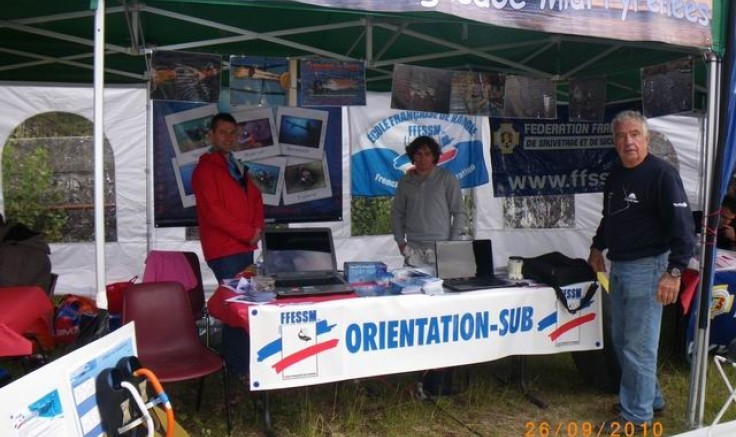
193,112,264,378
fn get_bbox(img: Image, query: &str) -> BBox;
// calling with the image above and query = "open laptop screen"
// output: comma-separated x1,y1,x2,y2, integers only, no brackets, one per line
435,241,476,280
262,228,336,276
435,240,494,280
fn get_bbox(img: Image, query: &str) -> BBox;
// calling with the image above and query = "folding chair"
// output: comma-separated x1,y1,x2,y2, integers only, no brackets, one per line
709,351,736,435
122,281,231,435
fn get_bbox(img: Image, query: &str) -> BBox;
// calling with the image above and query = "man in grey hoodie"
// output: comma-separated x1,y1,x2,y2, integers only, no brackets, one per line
390,136,467,397
391,135,467,257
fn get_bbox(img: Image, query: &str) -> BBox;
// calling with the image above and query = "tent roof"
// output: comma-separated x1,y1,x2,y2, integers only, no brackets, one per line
1,0,711,104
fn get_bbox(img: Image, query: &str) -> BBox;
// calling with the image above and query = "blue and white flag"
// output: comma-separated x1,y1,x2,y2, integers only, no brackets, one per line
350,93,490,196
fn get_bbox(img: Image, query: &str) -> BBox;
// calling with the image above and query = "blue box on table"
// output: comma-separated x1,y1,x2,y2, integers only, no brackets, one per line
343,261,388,284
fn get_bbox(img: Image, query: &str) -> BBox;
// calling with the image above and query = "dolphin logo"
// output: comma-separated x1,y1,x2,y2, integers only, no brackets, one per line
298,329,312,342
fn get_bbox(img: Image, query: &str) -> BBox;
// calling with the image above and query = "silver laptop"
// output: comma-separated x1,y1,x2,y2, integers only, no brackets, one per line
262,227,354,298
435,240,514,292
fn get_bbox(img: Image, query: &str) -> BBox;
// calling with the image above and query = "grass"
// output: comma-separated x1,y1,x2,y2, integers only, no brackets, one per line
160,351,736,436
4,327,736,436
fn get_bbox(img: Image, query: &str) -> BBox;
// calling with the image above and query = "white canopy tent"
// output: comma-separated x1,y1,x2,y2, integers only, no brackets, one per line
0,0,729,430
0,84,706,301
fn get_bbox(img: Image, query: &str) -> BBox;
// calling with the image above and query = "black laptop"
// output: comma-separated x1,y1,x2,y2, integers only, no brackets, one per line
262,227,354,298
435,240,514,292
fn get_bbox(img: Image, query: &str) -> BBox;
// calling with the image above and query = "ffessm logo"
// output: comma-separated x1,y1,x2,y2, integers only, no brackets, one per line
256,317,339,376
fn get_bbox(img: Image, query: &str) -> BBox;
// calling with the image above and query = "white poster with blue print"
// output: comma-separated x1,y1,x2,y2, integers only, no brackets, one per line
349,93,490,196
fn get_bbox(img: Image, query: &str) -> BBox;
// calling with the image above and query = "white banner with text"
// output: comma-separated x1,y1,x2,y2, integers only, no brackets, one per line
248,284,603,390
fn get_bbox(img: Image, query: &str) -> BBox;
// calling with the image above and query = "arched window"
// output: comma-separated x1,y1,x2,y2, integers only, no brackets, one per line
2,112,117,242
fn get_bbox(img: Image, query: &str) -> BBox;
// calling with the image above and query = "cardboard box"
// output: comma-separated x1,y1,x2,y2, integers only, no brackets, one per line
344,262,388,284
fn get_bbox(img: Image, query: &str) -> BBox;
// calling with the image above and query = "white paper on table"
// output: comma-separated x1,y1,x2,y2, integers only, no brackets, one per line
222,277,252,294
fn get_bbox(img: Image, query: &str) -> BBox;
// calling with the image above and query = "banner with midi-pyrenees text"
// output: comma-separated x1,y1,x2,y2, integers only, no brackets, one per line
289,0,713,49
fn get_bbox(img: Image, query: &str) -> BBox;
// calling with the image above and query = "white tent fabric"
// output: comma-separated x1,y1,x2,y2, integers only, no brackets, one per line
0,84,150,297
0,84,705,300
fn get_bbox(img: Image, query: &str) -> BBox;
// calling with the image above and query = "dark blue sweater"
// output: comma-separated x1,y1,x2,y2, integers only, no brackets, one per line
591,154,695,271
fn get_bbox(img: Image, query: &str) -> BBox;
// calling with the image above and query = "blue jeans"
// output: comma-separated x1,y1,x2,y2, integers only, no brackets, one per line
207,252,254,282
208,251,254,377
609,252,667,424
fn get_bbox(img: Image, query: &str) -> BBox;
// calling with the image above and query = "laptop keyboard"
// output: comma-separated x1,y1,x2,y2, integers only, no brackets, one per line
444,277,510,288
275,276,344,288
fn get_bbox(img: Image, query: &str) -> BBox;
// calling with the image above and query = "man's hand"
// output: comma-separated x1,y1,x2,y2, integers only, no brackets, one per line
587,248,606,273
397,241,407,255
249,228,262,245
657,273,680,305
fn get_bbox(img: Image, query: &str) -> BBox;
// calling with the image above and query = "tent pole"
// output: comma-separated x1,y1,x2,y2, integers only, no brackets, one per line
687,52,722,429
690,0,736,427
145,84,153,254
93,0,108,308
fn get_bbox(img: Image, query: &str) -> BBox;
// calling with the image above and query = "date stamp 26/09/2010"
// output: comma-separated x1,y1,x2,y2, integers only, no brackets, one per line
524,420,665,437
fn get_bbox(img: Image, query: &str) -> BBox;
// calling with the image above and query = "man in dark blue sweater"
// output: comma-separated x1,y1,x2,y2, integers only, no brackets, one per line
588,110,695,431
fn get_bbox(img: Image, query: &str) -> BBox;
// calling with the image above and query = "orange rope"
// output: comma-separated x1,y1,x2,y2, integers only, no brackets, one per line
702,208,723,242
134,368,175,437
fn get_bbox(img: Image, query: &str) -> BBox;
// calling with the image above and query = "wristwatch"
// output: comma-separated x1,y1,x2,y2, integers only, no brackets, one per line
667,266,682,278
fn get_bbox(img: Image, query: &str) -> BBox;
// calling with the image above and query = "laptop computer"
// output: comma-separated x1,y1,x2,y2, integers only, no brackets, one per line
435,240,515,292
262,227,354,298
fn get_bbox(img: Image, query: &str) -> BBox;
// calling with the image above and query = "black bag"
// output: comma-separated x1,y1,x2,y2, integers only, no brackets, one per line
522,251,598,314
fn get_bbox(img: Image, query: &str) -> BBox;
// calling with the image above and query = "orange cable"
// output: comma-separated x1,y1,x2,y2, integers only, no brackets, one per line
134,368,175,437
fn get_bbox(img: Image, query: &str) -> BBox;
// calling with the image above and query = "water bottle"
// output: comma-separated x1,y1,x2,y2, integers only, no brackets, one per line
255,253,265,276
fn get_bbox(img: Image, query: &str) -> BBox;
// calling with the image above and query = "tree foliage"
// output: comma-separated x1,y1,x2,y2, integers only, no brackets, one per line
2,145,67,241
2,111,122,243
351,193,475,237
10,112,92,138
351,197,393,236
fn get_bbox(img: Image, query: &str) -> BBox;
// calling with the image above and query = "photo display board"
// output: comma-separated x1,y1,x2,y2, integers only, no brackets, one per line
153,100,343,226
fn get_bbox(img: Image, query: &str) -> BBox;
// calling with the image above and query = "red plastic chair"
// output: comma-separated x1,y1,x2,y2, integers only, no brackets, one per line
142,250,206,321
181,252,206,320
180,251,214,346
122,281,231,434
0,286,55,369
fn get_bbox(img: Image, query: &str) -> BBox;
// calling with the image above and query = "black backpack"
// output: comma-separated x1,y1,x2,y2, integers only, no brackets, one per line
522,251,598,314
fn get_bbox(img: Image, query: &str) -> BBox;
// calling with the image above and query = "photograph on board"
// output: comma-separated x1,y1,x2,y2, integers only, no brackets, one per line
172,156,197,208
450,71,505,117
390,64,452,113
642,57,693,118
232,107,281,161
276,107,329,160
246,156,286,206
568,76,607,122
283,156,331,205
503,75,557,120
151,50,222,103
300,58,366,107
230,55,290,107
164,104,218,164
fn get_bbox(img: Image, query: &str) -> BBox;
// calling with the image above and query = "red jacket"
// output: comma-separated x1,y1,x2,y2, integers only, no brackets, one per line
192,151,264,261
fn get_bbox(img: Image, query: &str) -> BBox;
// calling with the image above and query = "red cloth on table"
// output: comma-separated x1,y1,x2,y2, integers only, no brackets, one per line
207,286,356,332
0,286,54,357
680,268,700,315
